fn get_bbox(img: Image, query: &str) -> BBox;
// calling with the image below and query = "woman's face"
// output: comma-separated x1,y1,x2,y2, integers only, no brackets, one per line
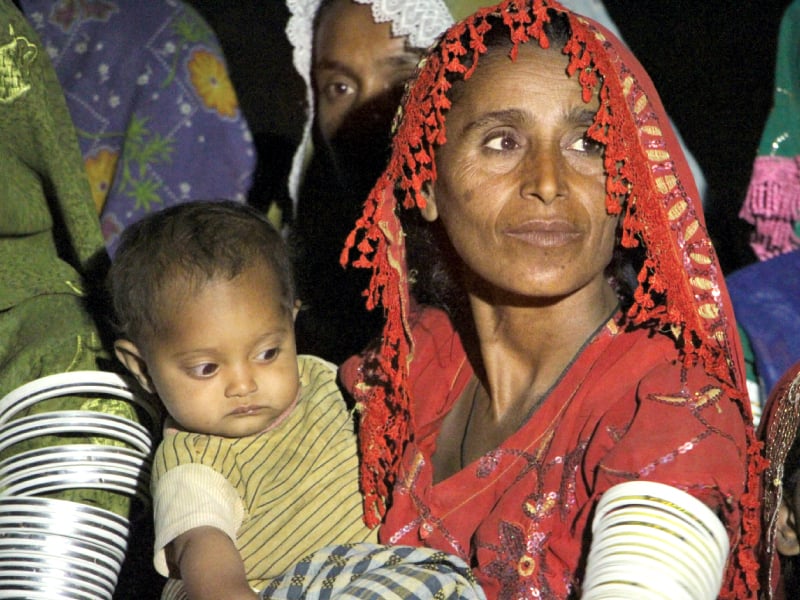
313,0,421,142
424,41,618,302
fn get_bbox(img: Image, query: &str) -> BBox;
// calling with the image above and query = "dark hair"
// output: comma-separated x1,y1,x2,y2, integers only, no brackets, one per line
108,200,294,345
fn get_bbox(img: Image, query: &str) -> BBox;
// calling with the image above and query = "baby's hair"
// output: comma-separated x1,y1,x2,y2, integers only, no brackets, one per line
108,200,294,345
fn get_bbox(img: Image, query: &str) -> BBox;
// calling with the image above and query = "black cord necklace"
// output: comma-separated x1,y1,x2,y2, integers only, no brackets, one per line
459,378,482,470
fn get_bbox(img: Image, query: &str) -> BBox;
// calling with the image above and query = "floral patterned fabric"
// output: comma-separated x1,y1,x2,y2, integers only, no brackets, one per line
19,0,256,255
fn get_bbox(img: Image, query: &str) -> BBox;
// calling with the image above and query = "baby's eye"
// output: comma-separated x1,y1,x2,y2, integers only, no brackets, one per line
256,348,279,362
187,363,218,378
484,131,521,152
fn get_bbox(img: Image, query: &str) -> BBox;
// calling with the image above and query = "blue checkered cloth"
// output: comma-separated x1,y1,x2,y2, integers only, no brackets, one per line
260,543,486,600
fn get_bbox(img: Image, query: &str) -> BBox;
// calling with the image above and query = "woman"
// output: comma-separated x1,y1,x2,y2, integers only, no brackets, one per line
1,2,158,596
758,360,800,600
338,1,763,598
286,0,489,363
0,0,138,514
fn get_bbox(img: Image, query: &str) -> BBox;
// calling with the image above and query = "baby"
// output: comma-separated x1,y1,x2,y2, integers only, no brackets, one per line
108,200,375,600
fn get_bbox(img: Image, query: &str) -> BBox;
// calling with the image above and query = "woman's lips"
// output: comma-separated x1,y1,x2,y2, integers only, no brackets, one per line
504,220,582,247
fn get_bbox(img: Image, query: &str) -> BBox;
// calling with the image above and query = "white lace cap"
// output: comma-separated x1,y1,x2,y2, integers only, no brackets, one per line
284,0,455,213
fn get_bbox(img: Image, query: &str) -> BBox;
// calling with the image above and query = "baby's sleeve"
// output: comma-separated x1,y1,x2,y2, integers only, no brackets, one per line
151,437,244,577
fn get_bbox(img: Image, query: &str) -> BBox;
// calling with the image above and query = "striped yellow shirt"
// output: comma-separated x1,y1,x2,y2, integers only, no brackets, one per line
151,354,376,591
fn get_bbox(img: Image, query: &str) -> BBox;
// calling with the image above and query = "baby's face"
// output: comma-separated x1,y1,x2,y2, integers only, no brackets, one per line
143,266,299,438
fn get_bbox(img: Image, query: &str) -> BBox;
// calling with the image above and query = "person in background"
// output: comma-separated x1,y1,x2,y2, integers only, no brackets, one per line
18,0,256,256
333,1,761,598
758,360,800,600
0,0,138,515
727,0,800,427
285,0,489,364
108,201,376,600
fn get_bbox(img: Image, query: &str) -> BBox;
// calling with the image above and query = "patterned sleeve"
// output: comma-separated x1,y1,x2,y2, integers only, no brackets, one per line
589,359,748,535
150,432,244,577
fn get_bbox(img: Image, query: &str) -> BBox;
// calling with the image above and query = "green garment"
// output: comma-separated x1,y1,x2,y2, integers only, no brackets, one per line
0,0,138,516
757,0,800,158
446,0,494,19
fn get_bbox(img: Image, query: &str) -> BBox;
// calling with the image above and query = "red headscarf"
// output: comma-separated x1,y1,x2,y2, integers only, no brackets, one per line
342,2,764,597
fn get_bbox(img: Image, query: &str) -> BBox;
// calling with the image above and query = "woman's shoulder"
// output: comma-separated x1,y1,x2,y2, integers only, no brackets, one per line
408,306,463,366
591,323,743,402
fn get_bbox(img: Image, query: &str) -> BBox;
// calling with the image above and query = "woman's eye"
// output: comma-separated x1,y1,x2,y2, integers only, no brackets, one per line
187,363,218,378
256,348,279,362
484,132,520,152
568,134,604,155
321,80,355,102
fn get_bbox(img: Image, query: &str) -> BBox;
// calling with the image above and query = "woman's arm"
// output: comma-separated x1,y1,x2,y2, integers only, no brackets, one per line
168,526,258,600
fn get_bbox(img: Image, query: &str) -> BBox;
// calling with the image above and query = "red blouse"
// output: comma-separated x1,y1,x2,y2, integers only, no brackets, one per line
346,307,749,600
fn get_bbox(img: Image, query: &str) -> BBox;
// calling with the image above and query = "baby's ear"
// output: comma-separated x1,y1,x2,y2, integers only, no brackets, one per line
776,494,800,556
113,339,155,394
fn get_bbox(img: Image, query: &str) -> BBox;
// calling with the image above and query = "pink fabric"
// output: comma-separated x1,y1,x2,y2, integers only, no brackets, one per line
740,156,800,260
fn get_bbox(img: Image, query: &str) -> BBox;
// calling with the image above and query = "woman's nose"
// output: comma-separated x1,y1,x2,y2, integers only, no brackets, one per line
359,75,394,107
521,144,566,205
225,366,258,397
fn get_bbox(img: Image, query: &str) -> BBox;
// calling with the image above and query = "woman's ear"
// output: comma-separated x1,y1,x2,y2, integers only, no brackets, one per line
419,183,438,222
113,339,155,394
776,495,800,556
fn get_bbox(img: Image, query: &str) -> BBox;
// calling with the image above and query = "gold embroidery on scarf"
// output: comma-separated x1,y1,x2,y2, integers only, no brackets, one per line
698,303,720,319
641,125,662,136
646,149,670,162
622,76,634,96
689,276,714,291
656,175,677,195
684,220,699,240
0,25,38,104
634,95,648,114
667,199,687,220
689,252,712,265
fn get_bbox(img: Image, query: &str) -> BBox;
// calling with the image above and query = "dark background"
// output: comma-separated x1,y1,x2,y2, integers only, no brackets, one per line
187,0,795,274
